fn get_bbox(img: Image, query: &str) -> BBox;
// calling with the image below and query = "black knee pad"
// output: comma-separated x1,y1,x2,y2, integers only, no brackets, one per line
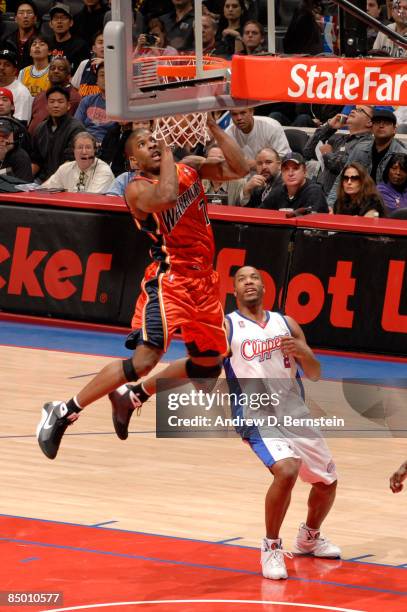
185,359,222,392
122,358,138,382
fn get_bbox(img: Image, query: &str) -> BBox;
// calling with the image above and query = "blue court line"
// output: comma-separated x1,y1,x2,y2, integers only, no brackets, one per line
2,536,406,596
88,521,118,528
215,537,243,544
1,513,406,571
345,554,375,562
20,557,39,563
1,320,406,379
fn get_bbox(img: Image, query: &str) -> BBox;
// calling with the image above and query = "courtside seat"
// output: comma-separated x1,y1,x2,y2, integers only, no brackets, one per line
284,128,309,154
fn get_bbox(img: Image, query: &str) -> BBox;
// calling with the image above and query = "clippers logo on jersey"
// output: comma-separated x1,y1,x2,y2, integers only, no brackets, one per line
161,179,201,233
241,334,289,362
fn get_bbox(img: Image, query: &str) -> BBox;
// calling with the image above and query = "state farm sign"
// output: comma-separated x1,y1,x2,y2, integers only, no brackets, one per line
231,56,407,105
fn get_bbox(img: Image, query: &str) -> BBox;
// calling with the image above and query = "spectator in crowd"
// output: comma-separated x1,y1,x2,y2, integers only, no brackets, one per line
262,152,329,212
104,130,140,196
201,144,247,205
28,57,81,137
2,1,38,70
160,0,194,52
377,152,407,213
74,62,116,145
41,131,114,193
328,109,406,205
134,18,178,56
0,117,32,181
31,85,85,182
49,3,89,73
202,14,221,54
73,0,109,48
241,147,282,207
0,48,32,123
71,31,104,97
367,0,389,48
333,163,385,217
226,107,290,166
146,17,178,53
303,105,374,195
0,86,31,153
215,0,249,57
373,0,407,57
239,20,267,55
283,0,324,55
18,35,50,97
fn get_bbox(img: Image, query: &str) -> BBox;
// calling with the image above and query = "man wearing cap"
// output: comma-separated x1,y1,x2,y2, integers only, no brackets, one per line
0,86,31,154
49,3,89,73
0,48,32,123
327,109,406,206
261,153,329,213
0,117,33,182
2,2,39,70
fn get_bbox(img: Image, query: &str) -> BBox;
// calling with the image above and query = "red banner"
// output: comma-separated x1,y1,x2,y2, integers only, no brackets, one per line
231,56,407,106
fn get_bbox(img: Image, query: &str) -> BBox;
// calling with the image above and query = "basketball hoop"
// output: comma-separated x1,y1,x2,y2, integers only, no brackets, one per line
132,54,230,148
132,53,229,87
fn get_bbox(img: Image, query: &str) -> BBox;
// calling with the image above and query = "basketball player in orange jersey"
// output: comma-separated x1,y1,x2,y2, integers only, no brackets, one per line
37,114,250,459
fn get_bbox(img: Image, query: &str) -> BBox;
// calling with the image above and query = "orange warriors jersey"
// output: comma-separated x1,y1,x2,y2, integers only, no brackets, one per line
132,163,214,274
126,163,228,355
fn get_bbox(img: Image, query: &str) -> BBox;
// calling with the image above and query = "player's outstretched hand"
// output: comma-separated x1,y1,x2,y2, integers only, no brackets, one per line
390,461,407,493
206,112,218,131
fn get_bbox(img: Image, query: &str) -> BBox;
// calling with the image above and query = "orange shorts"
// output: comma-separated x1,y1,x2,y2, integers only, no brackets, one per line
128,263,228,356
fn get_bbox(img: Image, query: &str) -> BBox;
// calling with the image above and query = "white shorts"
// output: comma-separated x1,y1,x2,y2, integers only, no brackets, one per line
245,434,337,485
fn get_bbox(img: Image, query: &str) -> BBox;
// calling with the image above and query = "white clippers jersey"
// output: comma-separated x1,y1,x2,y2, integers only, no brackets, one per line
224,310,298,379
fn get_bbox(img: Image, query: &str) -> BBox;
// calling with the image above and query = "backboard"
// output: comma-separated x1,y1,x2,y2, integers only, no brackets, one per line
104,0,276,121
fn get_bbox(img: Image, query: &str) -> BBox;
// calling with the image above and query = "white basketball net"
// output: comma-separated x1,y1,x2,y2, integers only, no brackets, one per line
133,52,225,148
153,113,211,149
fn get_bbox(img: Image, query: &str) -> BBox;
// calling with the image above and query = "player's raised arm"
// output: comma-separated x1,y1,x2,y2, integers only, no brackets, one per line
197,114,250,181
281,316,321,382
125,131,179,215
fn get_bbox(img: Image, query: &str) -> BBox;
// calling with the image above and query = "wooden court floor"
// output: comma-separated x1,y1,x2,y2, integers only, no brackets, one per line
1,344,406,611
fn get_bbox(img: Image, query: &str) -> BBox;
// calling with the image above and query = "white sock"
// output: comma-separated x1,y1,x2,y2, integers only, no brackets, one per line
265,537,282,548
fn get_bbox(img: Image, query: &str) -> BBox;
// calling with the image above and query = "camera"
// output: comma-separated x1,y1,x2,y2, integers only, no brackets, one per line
144,34,158,46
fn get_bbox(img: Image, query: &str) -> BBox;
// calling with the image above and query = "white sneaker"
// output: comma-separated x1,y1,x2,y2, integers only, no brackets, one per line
261,538,293,580
293,523,341,558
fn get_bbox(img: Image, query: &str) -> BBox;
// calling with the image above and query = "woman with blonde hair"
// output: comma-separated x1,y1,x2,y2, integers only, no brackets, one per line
333,162,385,217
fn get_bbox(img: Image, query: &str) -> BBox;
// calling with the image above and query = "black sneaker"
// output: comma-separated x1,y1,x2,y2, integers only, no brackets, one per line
109,384,143,440
36,401,70,460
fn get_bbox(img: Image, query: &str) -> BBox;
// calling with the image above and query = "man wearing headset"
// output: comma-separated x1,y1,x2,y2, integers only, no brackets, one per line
0,117,32,182
41,130,113,193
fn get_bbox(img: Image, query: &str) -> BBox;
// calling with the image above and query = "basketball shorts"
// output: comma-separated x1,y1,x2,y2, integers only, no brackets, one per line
246,434,337,485
128,263,228,356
